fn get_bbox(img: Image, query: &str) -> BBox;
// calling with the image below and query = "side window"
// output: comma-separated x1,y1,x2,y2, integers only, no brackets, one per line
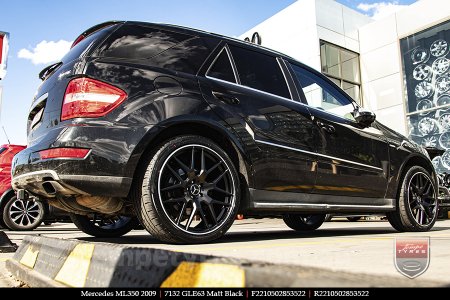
290,63,355,121
229,45,291,99
206,48,236,83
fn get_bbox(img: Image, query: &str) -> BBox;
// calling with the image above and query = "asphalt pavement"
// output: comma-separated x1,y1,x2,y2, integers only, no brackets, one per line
1,217,449,286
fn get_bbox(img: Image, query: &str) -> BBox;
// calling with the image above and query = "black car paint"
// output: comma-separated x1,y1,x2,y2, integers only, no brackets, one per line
11,21,435,215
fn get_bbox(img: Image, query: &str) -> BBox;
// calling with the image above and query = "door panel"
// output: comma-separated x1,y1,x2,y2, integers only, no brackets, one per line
198,44,317,193
288,62,389,198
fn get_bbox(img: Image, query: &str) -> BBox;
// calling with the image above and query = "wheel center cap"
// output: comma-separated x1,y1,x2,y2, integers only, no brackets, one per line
189,184,201,196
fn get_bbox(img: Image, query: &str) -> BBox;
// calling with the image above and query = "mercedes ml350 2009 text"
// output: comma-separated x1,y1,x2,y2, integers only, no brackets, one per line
12,21,438,243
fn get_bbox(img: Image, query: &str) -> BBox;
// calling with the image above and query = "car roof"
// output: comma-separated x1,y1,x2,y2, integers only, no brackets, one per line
123,21,298,62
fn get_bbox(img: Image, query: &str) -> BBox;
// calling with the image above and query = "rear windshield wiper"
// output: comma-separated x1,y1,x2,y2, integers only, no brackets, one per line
38,62,62,81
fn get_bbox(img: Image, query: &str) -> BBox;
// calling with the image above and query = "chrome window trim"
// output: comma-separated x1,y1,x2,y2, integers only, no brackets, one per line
255,139,383,172
205,76,301,105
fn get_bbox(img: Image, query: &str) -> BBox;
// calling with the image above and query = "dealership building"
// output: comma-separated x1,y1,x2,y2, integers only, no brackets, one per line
241,0,450,172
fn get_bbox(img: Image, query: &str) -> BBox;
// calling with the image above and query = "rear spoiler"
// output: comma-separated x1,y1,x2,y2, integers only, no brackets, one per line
70,21,123,48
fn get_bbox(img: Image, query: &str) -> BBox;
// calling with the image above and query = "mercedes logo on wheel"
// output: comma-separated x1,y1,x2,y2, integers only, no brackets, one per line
189,184,201,196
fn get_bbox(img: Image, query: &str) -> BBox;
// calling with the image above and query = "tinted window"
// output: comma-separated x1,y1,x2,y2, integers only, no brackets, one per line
0,147,6,155
229,45,290,99
291,63,355,121
150,37,216,74
206,49,236,83
98,24,192,60
61,25,117,63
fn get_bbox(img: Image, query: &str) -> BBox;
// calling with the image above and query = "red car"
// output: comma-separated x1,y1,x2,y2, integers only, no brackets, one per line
0,144,67,230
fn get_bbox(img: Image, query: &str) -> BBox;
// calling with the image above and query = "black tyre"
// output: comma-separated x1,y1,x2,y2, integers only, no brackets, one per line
70,213,137,238
347,216,362,222
283,214,326,231
3,196,45,231
387,166,438,232
133,135,240,244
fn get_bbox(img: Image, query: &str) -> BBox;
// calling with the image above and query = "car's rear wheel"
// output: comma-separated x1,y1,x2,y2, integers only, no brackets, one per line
387,166,438,232
283,214,326,231
3,196,45,231
70,213,137,238
133,135,240,244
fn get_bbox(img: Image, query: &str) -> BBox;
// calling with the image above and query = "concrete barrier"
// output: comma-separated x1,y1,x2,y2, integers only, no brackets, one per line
6,235,445,287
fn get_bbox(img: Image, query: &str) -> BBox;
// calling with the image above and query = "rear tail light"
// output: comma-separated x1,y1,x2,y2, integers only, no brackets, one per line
38,148,90,160
61,77,127,121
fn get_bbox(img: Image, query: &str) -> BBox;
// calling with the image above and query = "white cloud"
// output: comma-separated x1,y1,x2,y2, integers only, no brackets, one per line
357,1,408,20
18,40,72,65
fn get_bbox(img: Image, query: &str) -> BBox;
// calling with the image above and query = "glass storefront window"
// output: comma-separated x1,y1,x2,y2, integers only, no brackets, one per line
320,41,362,104
400,20,450,173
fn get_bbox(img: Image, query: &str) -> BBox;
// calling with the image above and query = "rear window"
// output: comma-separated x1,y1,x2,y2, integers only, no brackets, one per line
61,25,117,64
0,147,7,155
97,24,192,60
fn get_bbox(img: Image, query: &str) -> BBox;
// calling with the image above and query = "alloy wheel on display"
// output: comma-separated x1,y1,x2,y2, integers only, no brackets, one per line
158,145,236,235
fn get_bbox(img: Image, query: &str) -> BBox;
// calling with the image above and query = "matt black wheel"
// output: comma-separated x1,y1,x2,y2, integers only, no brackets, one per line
283,214,326,231
70,213,137,238
2,196,44,231
133,135,240,244
387,166,438,232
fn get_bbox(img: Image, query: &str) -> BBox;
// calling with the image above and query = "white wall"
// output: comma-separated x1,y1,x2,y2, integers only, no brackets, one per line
240,0,371,71
359,0,450,135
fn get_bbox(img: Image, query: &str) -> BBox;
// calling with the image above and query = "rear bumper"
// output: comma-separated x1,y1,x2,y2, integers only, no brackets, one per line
12,169,131,198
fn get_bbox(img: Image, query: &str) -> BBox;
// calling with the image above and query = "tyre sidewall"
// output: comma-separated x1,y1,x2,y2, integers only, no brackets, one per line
399,166,438,231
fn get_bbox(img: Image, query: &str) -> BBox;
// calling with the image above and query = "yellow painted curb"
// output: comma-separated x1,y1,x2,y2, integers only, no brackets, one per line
19,246,39,269
161,262,245,288
55,243,95,287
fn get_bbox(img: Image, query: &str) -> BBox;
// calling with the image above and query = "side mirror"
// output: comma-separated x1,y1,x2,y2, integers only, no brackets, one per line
353,109,376,127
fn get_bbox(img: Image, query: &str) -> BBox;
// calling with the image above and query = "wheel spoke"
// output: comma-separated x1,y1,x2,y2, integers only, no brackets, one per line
213,169,229,184
174,156,190,173
197,203,210,228
206,161,221,176
12,214,23,222
167,165,183,182
161,183,183,192
200,149,206,173
163,197,186,203
210,199,231,207
213,186,234,196
176,202,187,225
190,147,195,170
185,203,197,230
206,203,218,225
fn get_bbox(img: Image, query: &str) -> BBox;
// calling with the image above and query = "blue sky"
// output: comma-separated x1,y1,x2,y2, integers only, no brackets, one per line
0,0,416,145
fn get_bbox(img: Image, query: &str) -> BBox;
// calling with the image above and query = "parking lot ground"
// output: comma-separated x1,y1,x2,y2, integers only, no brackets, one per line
1,218,450,286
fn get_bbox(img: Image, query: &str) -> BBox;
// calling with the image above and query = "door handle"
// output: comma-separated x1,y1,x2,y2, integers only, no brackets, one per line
316,120,336,134
212,91,240,105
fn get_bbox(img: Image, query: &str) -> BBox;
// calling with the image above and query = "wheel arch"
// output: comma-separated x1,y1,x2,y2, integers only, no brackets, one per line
127,118,252,201
0,188,15,210
392,154,437,199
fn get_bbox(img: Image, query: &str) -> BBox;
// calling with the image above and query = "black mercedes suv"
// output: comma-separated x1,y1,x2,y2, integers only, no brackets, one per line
12,21,438,243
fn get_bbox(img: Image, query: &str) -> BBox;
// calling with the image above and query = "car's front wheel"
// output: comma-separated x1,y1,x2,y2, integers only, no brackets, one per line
133,135,240,244
387,166,438,232
3,196,45,231
283,214,326,231
70,213,137,238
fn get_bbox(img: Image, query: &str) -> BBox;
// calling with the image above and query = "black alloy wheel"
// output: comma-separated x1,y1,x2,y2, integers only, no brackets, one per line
134,135,240,244
387,166,438,232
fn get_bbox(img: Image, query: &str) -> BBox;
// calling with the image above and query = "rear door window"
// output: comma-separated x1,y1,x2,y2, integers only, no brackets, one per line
228,45,290,99
206,48,237,83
